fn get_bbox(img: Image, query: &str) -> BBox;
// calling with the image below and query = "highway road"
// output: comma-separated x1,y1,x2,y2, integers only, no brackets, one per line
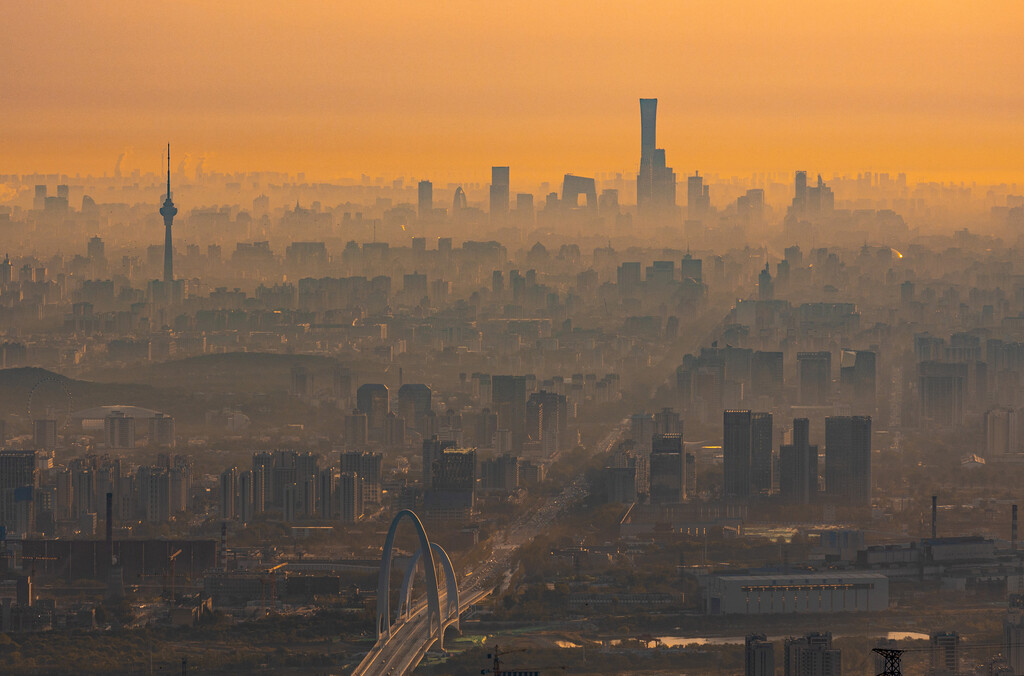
352,420,627,675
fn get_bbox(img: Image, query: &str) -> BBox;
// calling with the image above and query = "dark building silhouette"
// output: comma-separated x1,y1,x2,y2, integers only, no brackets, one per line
758,264,774,301
824,416,871,506
421,436,456,490
751,351,784,399
918,361,967,426
356,384,389,443
650,433,685,504
493,375,527,451
723,410,752,499
724,410,772,500
745,634,775,676
687,171,710,221
489,166,510,223
779,418,818,503
526,390,568,457
417,180,432,221
798,351,832,405
784,632,841,676
398,383,432,432
840,349,877,414
636,98,677,219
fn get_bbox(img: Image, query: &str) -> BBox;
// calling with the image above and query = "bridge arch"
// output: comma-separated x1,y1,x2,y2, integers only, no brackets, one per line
376,509,441,640
399,541,460,629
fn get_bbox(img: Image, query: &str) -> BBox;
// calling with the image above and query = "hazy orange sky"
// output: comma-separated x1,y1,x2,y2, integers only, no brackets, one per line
3,0,1023,183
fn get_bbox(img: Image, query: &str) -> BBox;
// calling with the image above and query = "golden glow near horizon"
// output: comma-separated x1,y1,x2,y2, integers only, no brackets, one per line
3,0,1023,182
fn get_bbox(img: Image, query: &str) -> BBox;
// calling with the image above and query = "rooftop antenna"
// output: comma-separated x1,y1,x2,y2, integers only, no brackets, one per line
166,143,171,200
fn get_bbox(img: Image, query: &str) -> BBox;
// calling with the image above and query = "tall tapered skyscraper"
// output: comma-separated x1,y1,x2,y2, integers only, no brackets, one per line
159,144,177,283
636,98,676,219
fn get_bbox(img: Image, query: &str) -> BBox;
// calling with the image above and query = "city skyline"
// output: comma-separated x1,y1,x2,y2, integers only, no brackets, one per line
3,1,1024,182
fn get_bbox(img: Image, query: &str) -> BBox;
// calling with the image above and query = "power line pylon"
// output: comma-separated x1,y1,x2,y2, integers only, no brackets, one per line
873,648,904,676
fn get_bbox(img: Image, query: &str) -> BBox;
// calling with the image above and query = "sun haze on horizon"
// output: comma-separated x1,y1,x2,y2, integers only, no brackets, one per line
3,0,1023,183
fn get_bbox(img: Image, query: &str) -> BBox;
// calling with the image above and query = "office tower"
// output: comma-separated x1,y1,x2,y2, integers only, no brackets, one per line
340,451,382,504
317,468,336,519
159,144,177,283
840,349,877,414
929,632,959,676
481,454,519,493
758,264,774,301
722,410,772,500
417,180,432,221
636,99,677,218
515,193,535,227
806,174,835,213
791,171,808,217
397,383,432,432
654,407,682,436
628,412,655,453
687,172,710,221
617,261,642,296
605,464,638,504
987,407,1019,456
33,185,46,211
344,409,368,447
723,410,753,499
104,411,135,449
426,448,477,518
422,436,457,490
824,416,872,506
650,433,685,504
237,470,254,524
798,351,832,405
0,451,37,535
490,166,510,222
356,383,389,442
493,375,528,451
751,351,784,399
219,467,237,520
745,634,775,676
87,236,105,262
338,472,363,523
149,413,175,447
750,412,773,495
784,633,841,676
780,418,818,504
918,361,967,425
33,419,58,450
737,188,766,226
680,254,702,283
526,390,567,457
640,98,657,159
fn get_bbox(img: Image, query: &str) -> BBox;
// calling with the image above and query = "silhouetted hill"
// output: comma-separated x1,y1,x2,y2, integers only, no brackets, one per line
82,352,343,394
0,367,167,423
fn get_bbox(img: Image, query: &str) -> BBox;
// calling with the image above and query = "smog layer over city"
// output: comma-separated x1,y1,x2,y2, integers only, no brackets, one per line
2,2,1024,675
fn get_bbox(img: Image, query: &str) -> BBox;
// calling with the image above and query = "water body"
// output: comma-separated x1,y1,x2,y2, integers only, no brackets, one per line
607,631,929,648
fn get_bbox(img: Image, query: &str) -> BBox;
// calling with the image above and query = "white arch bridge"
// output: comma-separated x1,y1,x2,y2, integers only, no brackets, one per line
352,509,491,675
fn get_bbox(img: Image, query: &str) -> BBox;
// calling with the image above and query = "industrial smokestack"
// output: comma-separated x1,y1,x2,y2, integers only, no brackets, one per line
1013,505,1018,551
931,495,937,539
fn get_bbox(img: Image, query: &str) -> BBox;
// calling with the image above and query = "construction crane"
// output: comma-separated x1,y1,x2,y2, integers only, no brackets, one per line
167,549,182,606
22,555,59,578
482,645,528,676
481,645,565,676
260,563,287,613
